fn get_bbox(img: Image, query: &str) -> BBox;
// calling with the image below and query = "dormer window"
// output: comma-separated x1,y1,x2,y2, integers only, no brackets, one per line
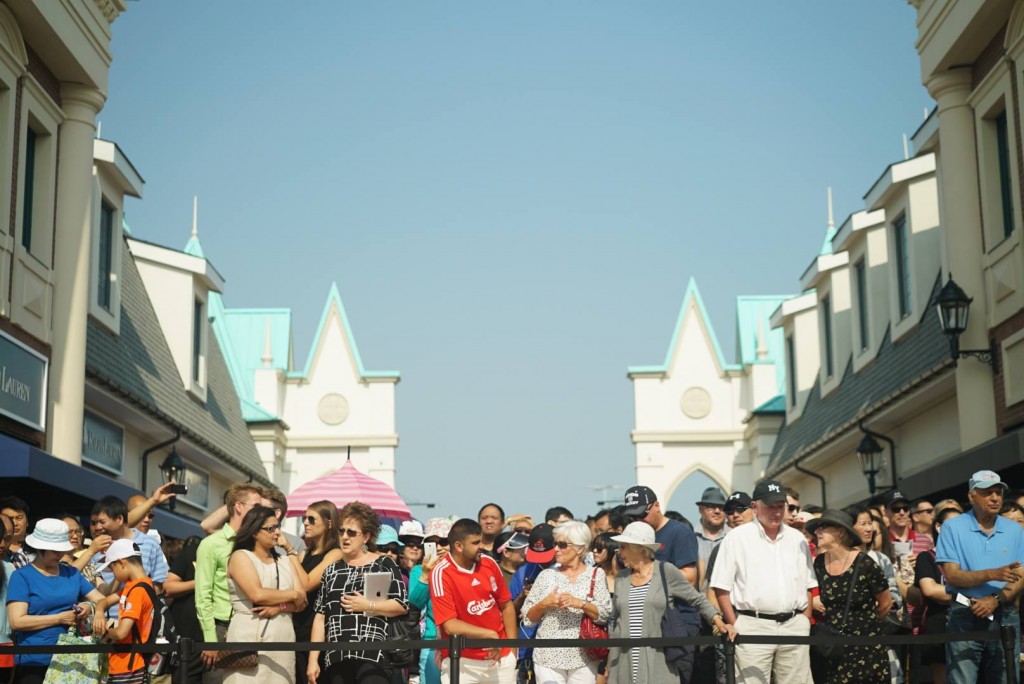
786,335,797,407
192,296,206,389
894,215,912,318
855,259,869,351
821,295,834,378
97,201,114,311
20,127,36,252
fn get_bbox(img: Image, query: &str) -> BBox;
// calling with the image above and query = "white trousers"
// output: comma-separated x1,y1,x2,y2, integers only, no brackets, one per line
440,652,516,684
733,613,812,684
532,662,598,684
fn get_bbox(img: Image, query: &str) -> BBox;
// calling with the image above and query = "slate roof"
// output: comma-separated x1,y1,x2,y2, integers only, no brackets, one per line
85,240,271,486
766,274,953,477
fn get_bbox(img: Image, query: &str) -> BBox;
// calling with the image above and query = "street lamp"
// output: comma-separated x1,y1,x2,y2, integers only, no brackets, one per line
159,448,186,511
935,275,999,373
857,421,896,496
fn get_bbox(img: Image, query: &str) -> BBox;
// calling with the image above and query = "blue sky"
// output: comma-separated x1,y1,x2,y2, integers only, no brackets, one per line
102,1,929,523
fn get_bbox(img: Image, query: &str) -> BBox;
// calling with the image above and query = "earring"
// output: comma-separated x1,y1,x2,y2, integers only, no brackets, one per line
362,543,368,552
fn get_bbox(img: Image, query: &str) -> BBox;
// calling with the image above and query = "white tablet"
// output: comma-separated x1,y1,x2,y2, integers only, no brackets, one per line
363,571,392,601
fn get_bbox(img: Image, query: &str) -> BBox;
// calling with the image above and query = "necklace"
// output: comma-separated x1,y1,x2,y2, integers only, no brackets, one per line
632,562,654,584
827,549,855,575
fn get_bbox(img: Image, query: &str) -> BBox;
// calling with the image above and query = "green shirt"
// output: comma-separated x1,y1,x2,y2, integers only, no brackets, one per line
195,523,236,641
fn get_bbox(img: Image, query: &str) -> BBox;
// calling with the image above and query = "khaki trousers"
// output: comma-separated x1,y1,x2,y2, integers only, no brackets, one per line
440,653,516,684
733,613,812,684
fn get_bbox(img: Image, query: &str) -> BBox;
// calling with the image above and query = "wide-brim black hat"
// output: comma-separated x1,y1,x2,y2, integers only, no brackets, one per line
804,509,861,546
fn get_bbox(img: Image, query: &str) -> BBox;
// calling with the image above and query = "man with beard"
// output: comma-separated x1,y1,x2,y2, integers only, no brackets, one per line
431,518,517,684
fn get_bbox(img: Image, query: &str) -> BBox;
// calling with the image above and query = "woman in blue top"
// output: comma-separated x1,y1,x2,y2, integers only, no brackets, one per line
6,519,108,684
0,514,17,682
407,517,453,684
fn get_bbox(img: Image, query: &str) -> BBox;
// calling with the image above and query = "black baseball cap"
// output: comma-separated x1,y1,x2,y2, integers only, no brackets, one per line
724,491,752,512
525,523,556,564
885,490,910,508
622,485,657,517
752,479,787,505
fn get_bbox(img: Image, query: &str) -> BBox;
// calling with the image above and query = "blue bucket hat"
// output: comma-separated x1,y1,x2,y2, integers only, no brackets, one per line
377,524,404,547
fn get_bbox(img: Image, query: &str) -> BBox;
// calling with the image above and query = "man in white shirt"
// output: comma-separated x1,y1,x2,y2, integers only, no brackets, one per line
710,479,816,684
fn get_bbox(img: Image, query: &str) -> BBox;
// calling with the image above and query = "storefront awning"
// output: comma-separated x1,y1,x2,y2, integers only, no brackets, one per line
0,432,204,539
900,429,1024,499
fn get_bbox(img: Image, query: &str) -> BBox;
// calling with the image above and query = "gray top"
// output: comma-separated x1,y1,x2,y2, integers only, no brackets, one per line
607,562,720,684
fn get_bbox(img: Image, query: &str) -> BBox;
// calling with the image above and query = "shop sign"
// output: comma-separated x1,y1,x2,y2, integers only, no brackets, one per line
0,330,47,431
82,411,124,474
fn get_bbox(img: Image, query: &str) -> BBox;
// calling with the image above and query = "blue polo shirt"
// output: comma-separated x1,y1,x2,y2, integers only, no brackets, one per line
935,509,1024,599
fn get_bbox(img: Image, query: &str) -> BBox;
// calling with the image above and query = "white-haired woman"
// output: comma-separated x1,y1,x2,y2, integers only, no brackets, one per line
522,521,612,684
608,522,733,684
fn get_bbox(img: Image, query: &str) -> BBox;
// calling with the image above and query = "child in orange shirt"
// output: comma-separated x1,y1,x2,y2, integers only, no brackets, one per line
97,539,156,684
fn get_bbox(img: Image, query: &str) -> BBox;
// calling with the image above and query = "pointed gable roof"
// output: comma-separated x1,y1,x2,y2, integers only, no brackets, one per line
735,294,791,394
628,278,738,378
290,283,400,382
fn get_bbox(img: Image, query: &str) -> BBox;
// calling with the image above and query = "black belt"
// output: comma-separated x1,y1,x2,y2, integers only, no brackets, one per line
737,609,800,623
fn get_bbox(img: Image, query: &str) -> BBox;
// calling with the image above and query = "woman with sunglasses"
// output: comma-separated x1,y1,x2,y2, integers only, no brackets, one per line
408,517,453,684
225,506,305,684
58,514,109,585
522,521,613,684
590,533,621,598
308,502,408,684
287,502,343,684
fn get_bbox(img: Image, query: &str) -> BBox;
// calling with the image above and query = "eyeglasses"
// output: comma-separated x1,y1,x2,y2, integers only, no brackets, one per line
913,508,934,515
890,505,911,514
303,516,319,525
341,528,363,538
66,528,83,536
701,504,724,511
260,524,281,533
787,505,800,513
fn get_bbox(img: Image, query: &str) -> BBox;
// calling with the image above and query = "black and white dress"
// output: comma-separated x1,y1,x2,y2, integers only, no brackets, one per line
314,555,408,668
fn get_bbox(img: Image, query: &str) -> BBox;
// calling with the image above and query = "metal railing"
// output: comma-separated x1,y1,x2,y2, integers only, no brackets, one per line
0,627,1017,684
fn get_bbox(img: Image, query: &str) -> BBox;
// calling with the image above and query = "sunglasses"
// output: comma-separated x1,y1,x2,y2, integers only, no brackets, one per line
787,505,800,513
554,541,576,549
303,516,320,525
341,528,363,538
913,508,934,515
404,541,423,549
260,524,281,533
890,505,911,514
726,506,750,515
425,538,450,547
382,544,400,554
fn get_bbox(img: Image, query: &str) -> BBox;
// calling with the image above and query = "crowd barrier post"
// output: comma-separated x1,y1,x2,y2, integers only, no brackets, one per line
179,636,194,673
448,634,463,684
722,637,736,684
1001,624,1018,684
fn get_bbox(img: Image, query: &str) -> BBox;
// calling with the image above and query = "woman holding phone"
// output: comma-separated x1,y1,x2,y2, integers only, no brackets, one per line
308,502,408,684
408,517,453,684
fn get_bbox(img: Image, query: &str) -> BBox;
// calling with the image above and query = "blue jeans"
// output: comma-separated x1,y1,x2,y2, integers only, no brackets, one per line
945,602,1019,684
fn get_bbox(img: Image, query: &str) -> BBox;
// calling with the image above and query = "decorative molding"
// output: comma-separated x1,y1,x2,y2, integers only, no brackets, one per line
285,434,399,448
92,0,122,23
0,4,27,69
317,393,349,426
631,429,744,444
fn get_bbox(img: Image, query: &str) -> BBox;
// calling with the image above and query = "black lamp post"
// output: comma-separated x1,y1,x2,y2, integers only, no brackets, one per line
857,433,884,496
935,275,999,373
857,421,896,496
159,448,186,511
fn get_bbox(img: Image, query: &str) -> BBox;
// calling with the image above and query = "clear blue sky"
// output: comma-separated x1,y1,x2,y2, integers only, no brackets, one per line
102,1,929,523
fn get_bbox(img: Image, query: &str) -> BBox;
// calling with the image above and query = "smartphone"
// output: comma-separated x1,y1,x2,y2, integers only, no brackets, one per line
167,484,189,495
423,542,437,563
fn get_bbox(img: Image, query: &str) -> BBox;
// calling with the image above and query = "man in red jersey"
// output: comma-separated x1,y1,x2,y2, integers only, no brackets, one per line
431,518,518,684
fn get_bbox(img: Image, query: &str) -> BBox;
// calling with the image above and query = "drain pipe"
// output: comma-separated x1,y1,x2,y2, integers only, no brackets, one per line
141,428,182,494
793,456,827,509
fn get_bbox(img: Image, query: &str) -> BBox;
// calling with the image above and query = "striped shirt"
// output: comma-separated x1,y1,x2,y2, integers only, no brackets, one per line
628,582,649,684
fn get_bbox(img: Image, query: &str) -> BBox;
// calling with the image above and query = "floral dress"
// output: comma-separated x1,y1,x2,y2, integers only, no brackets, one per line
814,552,890,684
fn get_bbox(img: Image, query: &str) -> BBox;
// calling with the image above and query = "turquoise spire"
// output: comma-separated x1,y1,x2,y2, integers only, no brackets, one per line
818,187,836,256
183,195,205,257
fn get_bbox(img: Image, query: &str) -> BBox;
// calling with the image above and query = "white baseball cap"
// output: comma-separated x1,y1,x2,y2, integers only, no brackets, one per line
94,539,141,571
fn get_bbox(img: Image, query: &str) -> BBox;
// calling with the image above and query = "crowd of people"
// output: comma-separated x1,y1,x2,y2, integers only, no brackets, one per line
0,468,1021,684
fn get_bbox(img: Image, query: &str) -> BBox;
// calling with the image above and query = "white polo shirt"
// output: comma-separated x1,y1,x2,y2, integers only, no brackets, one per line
709,517,816,614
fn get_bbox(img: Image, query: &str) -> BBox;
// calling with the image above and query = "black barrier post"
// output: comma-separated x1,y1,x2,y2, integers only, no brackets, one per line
179,637,194,680
1001,624,1018,684
449,635,463,684
723,637,736,684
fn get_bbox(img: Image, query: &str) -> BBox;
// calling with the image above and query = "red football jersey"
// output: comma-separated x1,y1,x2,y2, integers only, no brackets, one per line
430,554,511,660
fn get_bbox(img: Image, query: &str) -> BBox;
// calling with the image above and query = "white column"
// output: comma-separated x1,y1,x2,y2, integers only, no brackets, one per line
47,83,105,464
927,69,998,450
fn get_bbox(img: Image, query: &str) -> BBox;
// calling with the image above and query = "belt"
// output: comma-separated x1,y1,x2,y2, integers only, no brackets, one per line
737,609,800,623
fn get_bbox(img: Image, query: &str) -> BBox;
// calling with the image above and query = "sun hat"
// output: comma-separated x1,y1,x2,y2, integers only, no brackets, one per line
94,538,142,571
610,521,661,551
968,470,1008,492
377,524,403,547
398,520,425,544
804,510,861,547
25,518,73,553
423,517,454,540
525,523,557,564
496,531,529,554
697,487,727,507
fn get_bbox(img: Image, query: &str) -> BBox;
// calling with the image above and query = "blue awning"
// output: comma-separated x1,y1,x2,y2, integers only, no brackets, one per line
0,432,204,540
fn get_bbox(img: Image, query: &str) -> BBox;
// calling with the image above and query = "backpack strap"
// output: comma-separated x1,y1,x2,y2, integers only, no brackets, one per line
125,582,160,676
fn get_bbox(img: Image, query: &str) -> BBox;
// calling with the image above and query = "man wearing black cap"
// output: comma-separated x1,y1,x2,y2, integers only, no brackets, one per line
710,479,816,683
623,485,701,681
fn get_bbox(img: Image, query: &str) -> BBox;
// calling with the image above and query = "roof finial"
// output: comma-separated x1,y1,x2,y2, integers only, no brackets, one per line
825,188,835,235
96,121,102,139
191,195,199,240
756,316,768,360
261,316,273,368
902,133,910,160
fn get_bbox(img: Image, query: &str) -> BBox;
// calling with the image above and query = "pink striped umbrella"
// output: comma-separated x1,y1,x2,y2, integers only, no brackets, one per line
285,459,412,520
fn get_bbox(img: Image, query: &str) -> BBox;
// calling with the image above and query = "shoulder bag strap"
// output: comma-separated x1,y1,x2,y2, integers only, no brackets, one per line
587,568,598,600
838,552,865,628
658,561,671,607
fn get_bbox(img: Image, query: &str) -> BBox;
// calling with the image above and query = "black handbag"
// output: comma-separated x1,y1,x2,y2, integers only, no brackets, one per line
811,553,864,665
385,615,415,668
658,562,699,673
